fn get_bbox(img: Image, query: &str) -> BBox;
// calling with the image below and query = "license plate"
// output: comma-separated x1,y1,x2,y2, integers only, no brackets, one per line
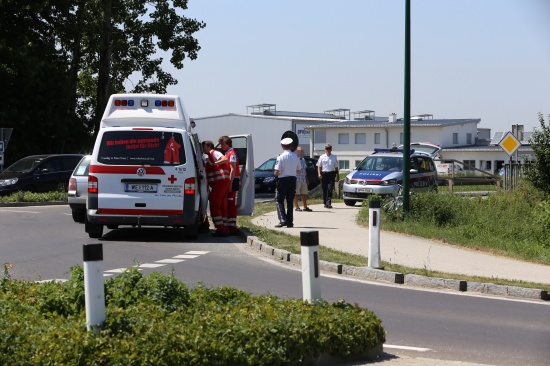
357,188,373,193
125,184,157,193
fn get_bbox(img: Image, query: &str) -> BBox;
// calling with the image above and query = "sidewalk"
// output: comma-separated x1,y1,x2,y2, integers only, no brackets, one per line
252,202,550,286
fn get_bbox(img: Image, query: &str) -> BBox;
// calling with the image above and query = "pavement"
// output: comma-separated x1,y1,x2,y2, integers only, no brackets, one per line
251,202,550,287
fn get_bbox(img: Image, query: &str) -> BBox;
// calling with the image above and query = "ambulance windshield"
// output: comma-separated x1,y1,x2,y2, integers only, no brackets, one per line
97,131,186,166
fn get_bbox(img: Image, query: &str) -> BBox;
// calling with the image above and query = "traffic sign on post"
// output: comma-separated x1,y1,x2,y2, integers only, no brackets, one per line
498,131,521,156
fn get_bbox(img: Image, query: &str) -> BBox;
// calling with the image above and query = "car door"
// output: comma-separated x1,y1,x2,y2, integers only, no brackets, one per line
36,157,62,192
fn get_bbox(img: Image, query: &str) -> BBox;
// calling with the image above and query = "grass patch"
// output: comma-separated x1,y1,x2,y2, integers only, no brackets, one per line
240,187,550,293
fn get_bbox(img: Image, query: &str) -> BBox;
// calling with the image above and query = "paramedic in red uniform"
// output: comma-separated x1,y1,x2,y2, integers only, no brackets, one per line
218,135,241,236
202,140,230,237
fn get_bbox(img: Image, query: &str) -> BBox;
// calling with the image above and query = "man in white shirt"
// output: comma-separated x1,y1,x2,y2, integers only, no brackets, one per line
274,138,301,228
317,143,339,209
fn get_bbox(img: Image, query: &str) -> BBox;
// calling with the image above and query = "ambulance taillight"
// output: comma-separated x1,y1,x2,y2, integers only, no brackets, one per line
184,177,195,195
88,175,98,194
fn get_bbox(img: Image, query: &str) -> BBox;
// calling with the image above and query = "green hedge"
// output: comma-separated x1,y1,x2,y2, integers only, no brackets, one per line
0,266,385,365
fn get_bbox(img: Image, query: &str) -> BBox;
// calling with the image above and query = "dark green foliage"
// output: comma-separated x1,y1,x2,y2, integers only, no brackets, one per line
526,113,550,197
0,268,385,365
0,0,204,164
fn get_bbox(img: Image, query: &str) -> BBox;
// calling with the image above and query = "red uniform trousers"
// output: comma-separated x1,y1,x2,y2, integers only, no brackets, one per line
226,190,238,232
209,179,230,233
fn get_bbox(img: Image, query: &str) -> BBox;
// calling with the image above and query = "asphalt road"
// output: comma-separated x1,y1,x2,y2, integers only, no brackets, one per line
1,204,549,365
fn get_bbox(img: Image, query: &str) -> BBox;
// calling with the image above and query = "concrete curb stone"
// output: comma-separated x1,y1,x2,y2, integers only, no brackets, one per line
243,230,549,301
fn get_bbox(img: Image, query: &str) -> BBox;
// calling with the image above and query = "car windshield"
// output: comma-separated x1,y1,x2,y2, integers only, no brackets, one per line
257,159,276,171
4,157,44,173
357,156,402,172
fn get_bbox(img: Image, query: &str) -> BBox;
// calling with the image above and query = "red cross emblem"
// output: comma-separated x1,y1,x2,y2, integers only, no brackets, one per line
168,175,177,184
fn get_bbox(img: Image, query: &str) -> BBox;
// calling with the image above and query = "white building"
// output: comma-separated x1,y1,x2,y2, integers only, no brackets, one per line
192,104,534,174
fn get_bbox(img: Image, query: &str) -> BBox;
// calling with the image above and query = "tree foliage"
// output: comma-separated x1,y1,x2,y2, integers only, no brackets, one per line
0,0,205,165
525,113,550,197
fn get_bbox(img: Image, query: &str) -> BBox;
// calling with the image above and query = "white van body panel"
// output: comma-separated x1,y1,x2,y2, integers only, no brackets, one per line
86,93,254,238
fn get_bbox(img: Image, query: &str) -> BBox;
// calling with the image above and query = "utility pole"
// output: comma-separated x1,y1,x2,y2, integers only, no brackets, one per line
403,0,411,212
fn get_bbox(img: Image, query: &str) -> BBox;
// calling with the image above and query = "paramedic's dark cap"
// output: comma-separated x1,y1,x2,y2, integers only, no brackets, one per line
281,137,293,145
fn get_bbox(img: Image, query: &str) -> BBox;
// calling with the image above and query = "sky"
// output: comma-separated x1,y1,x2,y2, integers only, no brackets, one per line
163,0,550,134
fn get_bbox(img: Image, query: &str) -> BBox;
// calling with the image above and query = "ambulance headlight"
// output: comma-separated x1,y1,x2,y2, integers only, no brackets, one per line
0,178,18,186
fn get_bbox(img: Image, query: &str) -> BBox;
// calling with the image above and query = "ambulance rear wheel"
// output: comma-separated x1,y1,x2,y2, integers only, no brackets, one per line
87,224,103,239
183,225,199,240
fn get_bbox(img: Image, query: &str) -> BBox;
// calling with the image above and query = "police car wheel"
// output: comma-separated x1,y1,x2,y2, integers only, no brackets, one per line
344,199,356,207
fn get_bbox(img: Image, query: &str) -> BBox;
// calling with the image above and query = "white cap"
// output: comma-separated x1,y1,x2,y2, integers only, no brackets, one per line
281,137,293,145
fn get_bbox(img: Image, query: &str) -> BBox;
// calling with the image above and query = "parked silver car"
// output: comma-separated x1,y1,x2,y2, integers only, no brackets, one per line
68,155,91,223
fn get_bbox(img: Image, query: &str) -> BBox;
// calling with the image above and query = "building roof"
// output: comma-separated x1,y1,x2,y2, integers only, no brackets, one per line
305,118,481,129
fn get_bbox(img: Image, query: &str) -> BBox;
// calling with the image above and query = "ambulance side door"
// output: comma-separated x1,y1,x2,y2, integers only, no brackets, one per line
229,134,254,216
190,133,208,216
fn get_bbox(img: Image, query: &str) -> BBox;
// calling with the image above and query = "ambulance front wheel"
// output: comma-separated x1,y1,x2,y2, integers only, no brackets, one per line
86,223,104,239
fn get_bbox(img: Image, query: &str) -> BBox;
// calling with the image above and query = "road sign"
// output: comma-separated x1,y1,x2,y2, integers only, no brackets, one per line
498,131,521,156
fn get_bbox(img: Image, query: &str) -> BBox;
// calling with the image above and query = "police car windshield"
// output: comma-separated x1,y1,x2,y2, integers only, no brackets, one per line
357,156,402,172
97,131,186,166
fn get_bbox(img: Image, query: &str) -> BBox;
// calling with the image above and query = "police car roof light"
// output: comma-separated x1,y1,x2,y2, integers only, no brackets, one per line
373,148,415,154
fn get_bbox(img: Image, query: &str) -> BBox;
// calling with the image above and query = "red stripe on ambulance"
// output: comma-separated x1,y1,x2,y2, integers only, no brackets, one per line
89,165,166,175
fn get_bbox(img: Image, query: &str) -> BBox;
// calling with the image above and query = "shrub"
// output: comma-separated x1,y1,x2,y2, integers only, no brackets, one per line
0,268,386,365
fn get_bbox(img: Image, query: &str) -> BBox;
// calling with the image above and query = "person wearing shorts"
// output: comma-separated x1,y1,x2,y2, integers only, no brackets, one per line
294,147,312,212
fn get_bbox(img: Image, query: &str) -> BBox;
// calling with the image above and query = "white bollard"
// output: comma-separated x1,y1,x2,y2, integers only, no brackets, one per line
83,243,105,333
368,200,384,269
300,231,321,304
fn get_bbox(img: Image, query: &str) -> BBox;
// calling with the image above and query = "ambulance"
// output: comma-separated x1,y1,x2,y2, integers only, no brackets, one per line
85,93,254,239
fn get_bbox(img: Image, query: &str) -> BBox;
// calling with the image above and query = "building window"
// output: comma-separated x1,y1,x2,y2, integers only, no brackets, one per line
355,133,366,144
399,133,403,145
339,160,350,170
463,160,475,171
314,130,326,143
374,133,381,145
453,133,458,144
466,133,472,144
339,133,349,144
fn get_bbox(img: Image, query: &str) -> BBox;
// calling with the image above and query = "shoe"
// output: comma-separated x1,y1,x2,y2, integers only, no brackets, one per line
287,224,294,228
303,207,312,212
211,230,229,237
274,223,285,228
229,230,241,236
326,205,333,209
295,207,302,211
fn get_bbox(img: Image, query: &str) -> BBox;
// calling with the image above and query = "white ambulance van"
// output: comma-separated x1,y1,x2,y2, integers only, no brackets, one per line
85,93,254,239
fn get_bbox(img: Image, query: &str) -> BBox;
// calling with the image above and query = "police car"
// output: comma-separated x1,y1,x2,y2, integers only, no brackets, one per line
342,143,441,206
85,94,254,239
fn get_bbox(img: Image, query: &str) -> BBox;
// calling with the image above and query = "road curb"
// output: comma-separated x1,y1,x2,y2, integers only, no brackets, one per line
244,233,549,301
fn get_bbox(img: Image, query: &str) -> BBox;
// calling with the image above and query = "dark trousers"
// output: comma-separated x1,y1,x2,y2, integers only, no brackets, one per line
276,176,296,225
321,171,336,207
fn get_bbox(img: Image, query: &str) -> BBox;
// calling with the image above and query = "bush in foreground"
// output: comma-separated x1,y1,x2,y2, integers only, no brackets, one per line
0,266,385,365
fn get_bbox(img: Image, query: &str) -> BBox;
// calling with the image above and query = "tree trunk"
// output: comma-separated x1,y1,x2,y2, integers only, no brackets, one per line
93,0,112,137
